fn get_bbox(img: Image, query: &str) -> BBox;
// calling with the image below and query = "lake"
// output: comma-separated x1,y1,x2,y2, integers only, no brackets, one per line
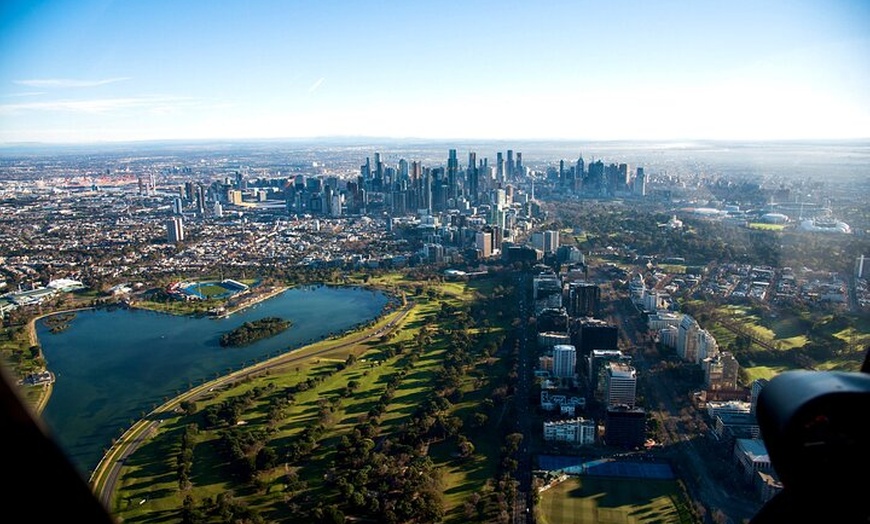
37,285,389,478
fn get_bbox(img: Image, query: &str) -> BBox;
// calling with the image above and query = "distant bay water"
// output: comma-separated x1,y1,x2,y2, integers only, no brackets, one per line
37,285,389,478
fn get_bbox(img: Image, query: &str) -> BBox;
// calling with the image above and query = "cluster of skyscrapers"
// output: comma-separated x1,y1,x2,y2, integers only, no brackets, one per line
552,156,646,197
158,148,648,270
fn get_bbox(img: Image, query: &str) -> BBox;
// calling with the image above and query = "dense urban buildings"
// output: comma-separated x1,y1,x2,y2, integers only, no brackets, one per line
1,139,868,523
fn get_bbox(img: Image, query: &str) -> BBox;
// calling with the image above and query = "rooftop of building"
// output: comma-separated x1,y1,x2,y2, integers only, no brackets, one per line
607,362,636,377
735,438,769,461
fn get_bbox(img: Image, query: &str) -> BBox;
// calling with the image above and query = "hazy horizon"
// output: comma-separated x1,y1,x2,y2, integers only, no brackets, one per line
2,136,868,188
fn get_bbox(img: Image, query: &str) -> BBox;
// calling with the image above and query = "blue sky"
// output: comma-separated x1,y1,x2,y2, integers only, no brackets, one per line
1,0,868,143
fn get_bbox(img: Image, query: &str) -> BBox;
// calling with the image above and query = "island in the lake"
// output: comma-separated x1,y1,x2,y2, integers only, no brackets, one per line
219,317,292,347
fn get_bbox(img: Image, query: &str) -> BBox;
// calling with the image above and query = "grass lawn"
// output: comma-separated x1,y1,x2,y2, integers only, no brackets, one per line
707,302,870,377
833,324,870,349
659,264,687,275
747,223,786,231
112,275,514,523
192,282,232,298
714,305,809,350
743,366,788,383
133,298,220,316
537,476,690,524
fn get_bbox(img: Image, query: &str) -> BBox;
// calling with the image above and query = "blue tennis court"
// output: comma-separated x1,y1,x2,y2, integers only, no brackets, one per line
537,455,675,480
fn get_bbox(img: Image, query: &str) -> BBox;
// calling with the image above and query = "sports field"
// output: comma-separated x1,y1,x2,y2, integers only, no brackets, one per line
538,476,689,524
181,281,239,299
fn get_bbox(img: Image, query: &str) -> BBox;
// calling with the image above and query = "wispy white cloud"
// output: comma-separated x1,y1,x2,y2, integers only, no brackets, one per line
308,77,325,93
13,77,131,88
2,91,45,98
0,95,196,115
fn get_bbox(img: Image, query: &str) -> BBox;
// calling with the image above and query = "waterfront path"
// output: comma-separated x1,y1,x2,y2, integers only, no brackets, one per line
90,300,414,512
210,285,289,319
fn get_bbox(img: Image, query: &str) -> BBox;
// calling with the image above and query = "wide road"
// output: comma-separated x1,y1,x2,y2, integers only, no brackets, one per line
513,272,532,524
90,302,414,511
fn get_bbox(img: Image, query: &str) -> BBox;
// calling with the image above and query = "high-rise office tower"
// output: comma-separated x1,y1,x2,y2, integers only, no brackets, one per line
361,157,371,181
618,163,630,190
677,315,715,363
634,167,646,196
447,149,459,200
166,217,184,243
487,224,502,252
574,318,619,356
172,197,183,215
475,230,492,258
677,315,699,361
374,152,384,190
545,230,560,253
703,351,739,391
604,405,646,449
184,181,195,201
383,166,395,191
330,192,342,218
588,349,630,397
575,155,585,191
195,185,206,215
467,152,478,204
515,152,523,177
506,150,515,180
496,152,505,183
530,230,559,254
605,362,637,408
588,160,605,194
553,344,578,378
424,168,433,215
228,189,243,205
750,378,769,415
568,282,601,318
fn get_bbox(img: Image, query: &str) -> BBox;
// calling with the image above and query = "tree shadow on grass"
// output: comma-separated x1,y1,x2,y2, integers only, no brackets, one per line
120,508,179,524
190,437,232,488
565,476,680,509
342,398,376,417
121,430,178,480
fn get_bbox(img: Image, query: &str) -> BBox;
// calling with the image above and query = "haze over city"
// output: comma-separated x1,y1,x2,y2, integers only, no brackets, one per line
2,0,869,144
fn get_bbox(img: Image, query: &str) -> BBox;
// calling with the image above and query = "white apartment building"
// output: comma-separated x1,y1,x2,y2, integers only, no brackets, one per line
543,417,596,444
605,362,637,408
552,344,577,378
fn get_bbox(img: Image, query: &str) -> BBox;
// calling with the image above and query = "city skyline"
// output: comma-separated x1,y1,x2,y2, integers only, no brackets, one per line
1,0,869,144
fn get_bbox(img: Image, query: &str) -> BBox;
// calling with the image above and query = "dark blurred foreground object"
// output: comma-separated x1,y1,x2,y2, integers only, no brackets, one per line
751,350,870,523
1,364,116,523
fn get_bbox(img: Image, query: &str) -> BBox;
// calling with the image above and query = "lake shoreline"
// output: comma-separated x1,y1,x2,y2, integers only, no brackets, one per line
31,283,306,415
27,307,95,415
209,285,289,319
36,284,392,477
